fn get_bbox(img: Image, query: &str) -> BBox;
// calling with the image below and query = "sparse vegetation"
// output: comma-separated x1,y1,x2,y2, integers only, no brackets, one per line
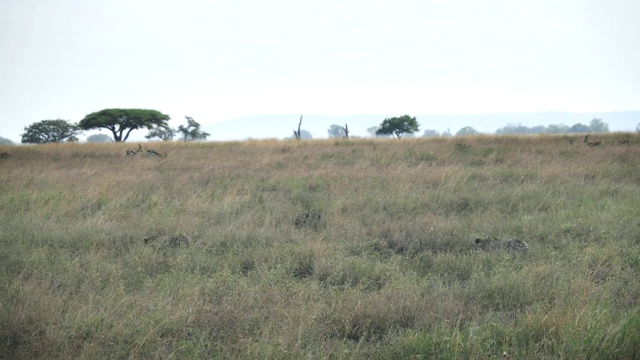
1,134,639,359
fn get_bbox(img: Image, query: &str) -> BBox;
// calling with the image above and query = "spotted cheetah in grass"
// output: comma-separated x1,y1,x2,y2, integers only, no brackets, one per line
144,232,190,249
474,237,528,254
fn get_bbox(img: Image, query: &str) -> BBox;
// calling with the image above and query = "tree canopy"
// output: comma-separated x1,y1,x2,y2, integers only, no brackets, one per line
376,115,420,138
567,123,591,133
146,127,176,141
78,109,170,142
177,116,210,141
589,118,609,133
21,119,81,144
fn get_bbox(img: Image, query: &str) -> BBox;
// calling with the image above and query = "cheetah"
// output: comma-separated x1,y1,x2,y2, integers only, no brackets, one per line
144,232,190,249
474,237,528,254
294,211,322,229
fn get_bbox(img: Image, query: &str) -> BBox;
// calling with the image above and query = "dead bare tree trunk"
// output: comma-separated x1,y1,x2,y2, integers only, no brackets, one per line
343,123,349,139
293,115,303,140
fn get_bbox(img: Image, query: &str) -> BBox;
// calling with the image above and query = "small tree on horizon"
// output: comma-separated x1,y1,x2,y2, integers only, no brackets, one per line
376,115,420,139
567,123,591,133
288,129,313,139
589,118,609,133
86,134,113,143
78,108,170,142
177,116,209,141
456,126,480,136
328,124,346,138
21,119,81,144
367,126,382,138
423,129,440,137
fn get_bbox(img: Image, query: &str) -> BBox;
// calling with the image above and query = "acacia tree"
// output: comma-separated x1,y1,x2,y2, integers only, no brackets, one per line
21,119,81,144
376,115,420,139
146,127,176,141
177,116,210,141
78,109,170,142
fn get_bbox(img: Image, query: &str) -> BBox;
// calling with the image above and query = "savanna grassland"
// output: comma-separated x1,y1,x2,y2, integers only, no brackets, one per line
1,134,640,359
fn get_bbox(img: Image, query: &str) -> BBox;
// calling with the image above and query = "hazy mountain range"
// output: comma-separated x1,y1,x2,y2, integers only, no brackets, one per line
202,111,640,141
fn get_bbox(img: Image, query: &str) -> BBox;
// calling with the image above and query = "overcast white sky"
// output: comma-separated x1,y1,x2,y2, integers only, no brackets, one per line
1,0,639,142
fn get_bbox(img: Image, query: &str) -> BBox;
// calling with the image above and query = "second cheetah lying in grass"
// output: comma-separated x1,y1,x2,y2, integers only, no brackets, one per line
474,237,528,254
144,232,190,249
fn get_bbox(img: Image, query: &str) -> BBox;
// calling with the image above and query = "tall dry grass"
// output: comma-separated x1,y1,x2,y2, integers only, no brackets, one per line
1,134,639,359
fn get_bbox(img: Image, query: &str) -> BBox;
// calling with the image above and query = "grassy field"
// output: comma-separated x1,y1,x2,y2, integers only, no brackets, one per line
1,134,640,359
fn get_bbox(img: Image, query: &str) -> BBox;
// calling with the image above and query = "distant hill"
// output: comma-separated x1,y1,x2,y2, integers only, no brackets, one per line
0,135,14,145
203,111,640,141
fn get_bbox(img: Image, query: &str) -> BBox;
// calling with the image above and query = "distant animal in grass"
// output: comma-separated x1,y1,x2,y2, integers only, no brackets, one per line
0,152,9,159
583,135,603,147
145,148,165,157
619,139,631,146
294,211,322,229
474,237,528,254
126,144,142,156
143,232,190,249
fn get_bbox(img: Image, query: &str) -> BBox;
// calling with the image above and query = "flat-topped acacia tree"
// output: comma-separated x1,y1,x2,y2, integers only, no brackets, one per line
376,115,420,139
79,109,170,142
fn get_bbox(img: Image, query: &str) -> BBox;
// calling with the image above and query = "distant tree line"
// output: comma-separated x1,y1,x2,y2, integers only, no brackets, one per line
8,113,631,145
16,109,209,144
420,118,611,138
328,117,615,139
495,118,609,135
